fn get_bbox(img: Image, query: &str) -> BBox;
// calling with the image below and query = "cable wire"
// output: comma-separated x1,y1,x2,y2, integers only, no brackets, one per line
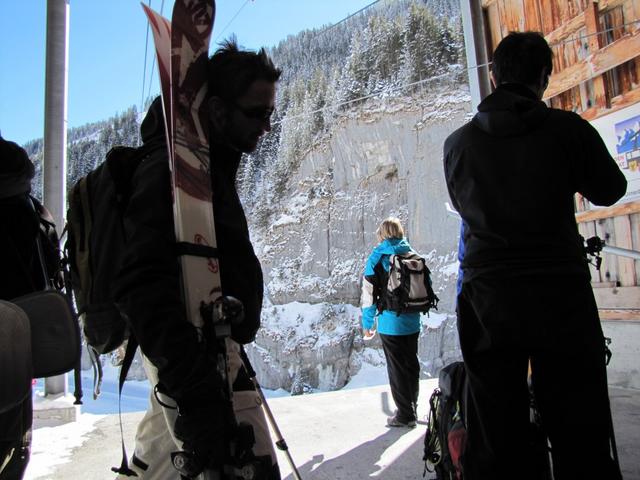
140,0,153,113
273,18,640,126
318,0,384,36
214,0,251,42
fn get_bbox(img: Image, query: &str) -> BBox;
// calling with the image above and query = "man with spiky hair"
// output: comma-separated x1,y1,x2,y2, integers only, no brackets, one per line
444,32,625,479
115,39,282,479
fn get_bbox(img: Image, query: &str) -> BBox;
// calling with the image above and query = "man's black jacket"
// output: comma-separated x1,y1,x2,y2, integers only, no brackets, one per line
114,98,263,406
444,84,627,281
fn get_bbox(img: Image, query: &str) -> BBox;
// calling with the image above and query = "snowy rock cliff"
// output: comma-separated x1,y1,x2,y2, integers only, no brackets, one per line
246,87,471,392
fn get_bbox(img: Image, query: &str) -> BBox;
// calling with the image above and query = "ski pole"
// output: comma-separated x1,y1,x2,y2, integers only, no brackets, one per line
252,378,303,480
240,348,303,480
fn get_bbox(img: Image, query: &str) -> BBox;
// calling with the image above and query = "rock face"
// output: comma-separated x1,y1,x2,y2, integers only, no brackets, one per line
247,88,471,392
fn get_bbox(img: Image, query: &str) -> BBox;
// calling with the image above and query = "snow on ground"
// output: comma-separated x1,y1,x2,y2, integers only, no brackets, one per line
34,360,300,416
26,413,102,480
26,361,318,478
26,356,390,479
33,363,150,415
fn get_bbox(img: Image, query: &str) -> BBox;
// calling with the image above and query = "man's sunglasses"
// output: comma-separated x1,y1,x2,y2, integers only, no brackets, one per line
232,102,275,121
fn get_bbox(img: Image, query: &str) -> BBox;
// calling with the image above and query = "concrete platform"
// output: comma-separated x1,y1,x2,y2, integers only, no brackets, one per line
32,393,80,428
28,380,640,479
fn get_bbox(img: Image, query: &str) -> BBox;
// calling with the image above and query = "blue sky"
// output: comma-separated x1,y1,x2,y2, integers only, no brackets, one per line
0,0,374,146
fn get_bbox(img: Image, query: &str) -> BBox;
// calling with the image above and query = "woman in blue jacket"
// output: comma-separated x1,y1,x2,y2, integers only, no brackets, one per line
361,217,420,427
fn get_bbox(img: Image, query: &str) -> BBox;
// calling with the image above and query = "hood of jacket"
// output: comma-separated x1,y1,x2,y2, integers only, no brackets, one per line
374,237,412,256
472,84,550,138
363,237,413,278
0,138,34,199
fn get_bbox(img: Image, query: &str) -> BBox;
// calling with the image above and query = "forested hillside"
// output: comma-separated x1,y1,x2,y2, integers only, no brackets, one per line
238,0,464,224
24,0,462,208
23,107,141,200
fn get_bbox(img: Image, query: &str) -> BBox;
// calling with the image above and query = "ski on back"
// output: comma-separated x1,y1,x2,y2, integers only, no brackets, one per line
144,2,266,478
170,0,220,329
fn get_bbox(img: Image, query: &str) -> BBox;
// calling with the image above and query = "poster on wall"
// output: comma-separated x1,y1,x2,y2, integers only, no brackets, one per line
591,102,640,204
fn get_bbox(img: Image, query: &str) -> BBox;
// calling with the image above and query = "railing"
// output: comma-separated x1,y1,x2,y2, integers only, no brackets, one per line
577,200,640,321
446,201,640,321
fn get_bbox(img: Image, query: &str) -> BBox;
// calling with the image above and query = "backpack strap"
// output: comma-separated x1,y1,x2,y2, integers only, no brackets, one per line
422,263,439,311
110,336,139,477
372,255,389,313
27,197,53,291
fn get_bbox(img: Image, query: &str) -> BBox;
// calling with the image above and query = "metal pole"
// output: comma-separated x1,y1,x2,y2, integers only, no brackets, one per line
239,348,303,479
602,245,640,261
252,378,303,480
43,0,70,397
460,0,492,110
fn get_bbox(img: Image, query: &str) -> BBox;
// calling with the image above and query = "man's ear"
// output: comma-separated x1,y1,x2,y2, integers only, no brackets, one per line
489,70,497,89
208,96,227,132
541,72,549,91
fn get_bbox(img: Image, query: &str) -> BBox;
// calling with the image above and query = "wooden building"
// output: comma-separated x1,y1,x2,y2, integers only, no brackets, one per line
462,0,640,388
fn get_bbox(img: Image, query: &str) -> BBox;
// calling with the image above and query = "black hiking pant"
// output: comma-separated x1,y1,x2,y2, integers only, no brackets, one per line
380,332,420,422
457,273,621,480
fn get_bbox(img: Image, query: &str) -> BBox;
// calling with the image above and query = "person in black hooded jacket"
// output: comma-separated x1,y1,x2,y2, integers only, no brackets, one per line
0,137,40,480
114,40,282,479
444,32,626,480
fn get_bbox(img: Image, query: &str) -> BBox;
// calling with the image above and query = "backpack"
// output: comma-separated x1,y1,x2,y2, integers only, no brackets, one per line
423,361,468,479
66,143,162,357
28,197,82,381
0,195,81,395
374,252,439,315
423,362,553,480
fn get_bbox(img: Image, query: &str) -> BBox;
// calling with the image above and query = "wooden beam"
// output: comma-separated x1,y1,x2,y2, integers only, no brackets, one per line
599,309,640,321
576,201,640,223
524,0,543,31
501,0,526,32
598,0,629,11
544,31,640,99
584,1,609,109
593,286,640,309
482,0,498,7
539,0,556,35
546,12,585,45
613,216,637,286
581,86,640,120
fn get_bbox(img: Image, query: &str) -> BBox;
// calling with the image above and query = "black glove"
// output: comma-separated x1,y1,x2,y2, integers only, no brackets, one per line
172,370,235,471
173,402,231,469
